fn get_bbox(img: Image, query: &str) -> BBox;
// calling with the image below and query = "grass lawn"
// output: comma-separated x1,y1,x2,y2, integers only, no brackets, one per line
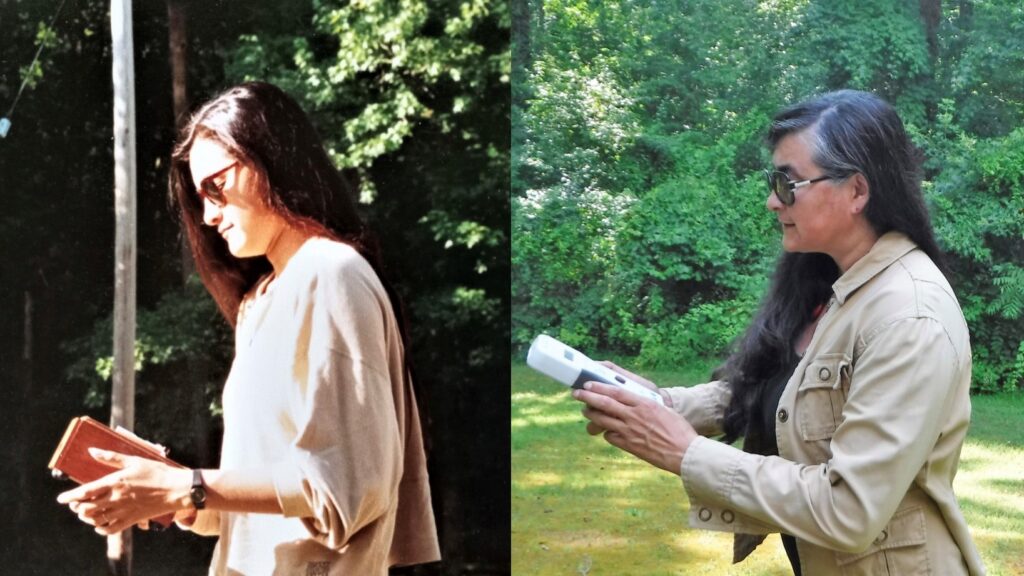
511,362,1024,575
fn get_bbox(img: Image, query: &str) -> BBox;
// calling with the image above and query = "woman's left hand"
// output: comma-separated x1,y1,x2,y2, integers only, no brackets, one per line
56,448,191,536
573,381,698,475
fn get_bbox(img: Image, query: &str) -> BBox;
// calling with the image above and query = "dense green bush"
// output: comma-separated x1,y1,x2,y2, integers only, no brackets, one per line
921,110,1024,391
514,0,1024,391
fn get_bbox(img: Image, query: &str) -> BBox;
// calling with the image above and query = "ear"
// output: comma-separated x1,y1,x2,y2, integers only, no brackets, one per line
849,173,870,214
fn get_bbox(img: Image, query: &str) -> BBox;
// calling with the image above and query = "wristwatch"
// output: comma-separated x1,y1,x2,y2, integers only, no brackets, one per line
190,469,207,510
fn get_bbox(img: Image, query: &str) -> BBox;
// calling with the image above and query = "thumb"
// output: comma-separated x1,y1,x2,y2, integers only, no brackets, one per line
88,447,127,468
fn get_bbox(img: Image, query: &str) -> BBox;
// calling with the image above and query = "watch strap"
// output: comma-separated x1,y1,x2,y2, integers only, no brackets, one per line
190,469,207,510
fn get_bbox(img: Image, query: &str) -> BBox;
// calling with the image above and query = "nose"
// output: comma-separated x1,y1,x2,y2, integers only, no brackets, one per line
766,189,784,213
202,197,223,227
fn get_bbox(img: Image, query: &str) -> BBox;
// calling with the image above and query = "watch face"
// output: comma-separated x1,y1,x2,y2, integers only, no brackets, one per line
191,470,207,509
191,485,207,508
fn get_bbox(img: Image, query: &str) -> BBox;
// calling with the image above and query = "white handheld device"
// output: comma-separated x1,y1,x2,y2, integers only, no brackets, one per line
526,334,665,406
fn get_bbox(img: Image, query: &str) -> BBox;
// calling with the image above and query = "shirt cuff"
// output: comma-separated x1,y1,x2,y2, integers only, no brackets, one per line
272,464,314,518
680,435,746,506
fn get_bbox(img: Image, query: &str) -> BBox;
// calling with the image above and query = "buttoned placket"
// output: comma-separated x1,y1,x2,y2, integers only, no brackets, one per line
775,293,838,461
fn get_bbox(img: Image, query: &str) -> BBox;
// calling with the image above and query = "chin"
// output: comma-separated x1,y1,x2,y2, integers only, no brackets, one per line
226,241,253,258
780,228,808,253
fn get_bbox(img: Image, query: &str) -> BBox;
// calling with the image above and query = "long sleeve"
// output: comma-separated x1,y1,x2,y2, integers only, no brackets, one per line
209,239,437,574
269,251,404,551
663,379,732,436
680,316,965,553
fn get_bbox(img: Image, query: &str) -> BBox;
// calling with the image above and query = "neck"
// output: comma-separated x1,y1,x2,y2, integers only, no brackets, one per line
265,224,313,274
831,224,879,273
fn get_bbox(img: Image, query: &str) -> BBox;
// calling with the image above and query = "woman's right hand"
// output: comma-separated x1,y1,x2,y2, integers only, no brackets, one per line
585,362,671,435
598,361,659,391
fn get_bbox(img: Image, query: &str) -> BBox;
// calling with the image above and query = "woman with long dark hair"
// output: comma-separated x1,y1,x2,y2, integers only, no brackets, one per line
574,90,984,575
58,82,440,574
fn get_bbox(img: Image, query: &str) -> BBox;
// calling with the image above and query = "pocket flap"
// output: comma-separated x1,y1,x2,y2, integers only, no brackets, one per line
835,506,927,566
799,352,851,391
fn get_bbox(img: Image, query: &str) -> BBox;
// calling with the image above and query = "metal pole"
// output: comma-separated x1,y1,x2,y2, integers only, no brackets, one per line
110,0,136,573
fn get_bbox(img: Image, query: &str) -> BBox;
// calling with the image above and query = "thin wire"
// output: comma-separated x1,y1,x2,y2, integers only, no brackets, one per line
5,0,70,119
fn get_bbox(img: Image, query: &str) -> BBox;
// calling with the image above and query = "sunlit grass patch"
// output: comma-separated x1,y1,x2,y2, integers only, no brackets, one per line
512,362,1024,575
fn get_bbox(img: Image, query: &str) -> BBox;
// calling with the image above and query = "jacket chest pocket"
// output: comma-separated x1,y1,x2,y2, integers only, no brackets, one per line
796,353,851,442
835,506,930,575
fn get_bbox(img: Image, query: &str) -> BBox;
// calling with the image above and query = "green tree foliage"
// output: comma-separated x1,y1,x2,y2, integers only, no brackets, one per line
3,0,509,570
921,103,1024,391
224,1,509,371
514,0,1024,390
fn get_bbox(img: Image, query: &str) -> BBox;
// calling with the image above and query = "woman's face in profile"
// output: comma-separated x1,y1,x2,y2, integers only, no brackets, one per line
189,136,286,259
766,130,864,262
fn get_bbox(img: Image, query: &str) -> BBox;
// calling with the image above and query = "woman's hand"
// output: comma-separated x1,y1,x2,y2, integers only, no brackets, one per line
596,361,672,407
56,448,192,536
573,381,697,475
585,362,672,436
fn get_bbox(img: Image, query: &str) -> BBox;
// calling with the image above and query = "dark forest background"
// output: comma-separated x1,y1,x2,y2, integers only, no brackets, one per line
0,0,509,573
512,0,1024,393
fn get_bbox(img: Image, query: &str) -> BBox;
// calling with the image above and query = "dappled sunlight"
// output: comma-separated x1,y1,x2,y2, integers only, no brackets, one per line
549,531,632,550
511,410,584,429
517,470,565,488
512,389,572,407
514,366,1024,574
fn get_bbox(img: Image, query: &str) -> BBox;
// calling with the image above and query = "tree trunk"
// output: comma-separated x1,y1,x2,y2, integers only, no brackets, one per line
919,0,941,61
512,0,531,85
167,0,212,466
168,0,195,282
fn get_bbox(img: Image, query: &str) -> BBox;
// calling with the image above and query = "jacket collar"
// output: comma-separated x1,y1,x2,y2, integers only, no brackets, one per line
831,231,918,305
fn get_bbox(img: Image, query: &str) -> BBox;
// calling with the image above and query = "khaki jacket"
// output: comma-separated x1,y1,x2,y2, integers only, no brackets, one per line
666,232,985,575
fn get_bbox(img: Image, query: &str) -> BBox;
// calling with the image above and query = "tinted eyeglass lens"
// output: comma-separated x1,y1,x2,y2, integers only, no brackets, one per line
200,181,225,205
764,171,794,205
775,173,795,205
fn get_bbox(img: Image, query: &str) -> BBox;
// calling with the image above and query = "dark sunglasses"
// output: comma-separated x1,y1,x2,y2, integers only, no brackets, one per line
197,161,240,206
763,169,830,206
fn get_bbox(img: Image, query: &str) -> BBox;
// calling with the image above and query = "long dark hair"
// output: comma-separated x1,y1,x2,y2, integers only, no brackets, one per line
169,82,412,358
720,90,944,444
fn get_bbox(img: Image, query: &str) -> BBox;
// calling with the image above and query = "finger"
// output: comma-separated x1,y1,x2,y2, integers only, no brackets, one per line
58,482,111,504
137,519,151,531
597,360,625,373
581,406,624,433
74,501,106,520
573,382,637,417
89,447,129,469
78,505,107,527
597,361,647,385
603,430,626,450
590,380,643,405
77,509,98,526
585,421,606,436
98,516,132,536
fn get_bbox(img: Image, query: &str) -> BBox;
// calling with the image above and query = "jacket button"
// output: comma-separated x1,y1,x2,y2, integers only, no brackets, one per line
777,408,788,422
721,510,735,523
698,508,712,522
818,367,832,380
874,529,888,544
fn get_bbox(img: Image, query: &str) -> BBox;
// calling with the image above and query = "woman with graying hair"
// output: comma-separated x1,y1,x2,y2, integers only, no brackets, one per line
574,90,985,575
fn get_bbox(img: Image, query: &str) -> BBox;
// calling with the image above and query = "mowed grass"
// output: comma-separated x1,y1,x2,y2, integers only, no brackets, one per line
511,362,1024,575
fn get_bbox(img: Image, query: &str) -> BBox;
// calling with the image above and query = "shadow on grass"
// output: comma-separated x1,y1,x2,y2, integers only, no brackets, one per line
514,363,1024,575
512,364,792,575
984,477,1024,493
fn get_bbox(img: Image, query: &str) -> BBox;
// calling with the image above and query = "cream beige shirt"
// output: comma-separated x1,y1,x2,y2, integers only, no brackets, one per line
187,238,440,575
667,232,985,575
